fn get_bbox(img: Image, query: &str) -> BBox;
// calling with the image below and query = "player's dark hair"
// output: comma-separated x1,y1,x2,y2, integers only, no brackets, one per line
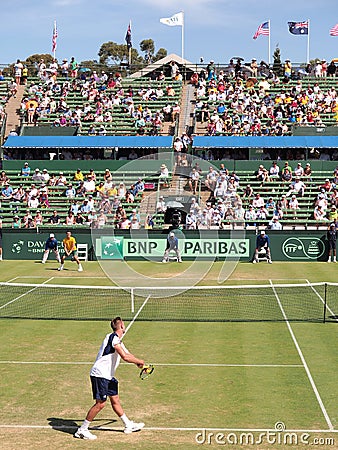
111,316,122,331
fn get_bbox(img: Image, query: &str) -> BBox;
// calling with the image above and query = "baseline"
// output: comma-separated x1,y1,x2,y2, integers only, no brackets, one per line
0,360,303,367
0,424,336,433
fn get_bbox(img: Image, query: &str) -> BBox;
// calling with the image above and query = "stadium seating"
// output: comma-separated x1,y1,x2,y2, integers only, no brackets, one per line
20,76,182,136
2,60,338,231
193,75,338,136
0,167,164,228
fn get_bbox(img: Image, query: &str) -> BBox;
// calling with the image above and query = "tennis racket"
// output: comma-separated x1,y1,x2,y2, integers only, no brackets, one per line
139,364,154,380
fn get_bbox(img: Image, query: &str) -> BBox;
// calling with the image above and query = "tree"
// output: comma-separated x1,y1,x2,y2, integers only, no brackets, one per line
25,54,55,66
98,41,141,66
140,39,155,63
272,46,283,76
154,48,168,62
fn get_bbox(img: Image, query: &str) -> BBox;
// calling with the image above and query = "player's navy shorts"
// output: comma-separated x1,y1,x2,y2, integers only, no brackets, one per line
90,376,118,401
328,240,336,250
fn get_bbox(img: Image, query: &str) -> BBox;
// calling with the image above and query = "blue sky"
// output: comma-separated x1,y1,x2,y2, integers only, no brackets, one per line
1,0,337,65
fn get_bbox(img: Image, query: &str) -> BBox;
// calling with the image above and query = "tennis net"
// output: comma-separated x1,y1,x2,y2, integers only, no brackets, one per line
0,282,337,323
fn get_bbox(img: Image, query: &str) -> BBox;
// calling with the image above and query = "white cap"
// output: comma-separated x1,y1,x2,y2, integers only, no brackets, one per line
169,232,175,237
49,233,55,238
260,230,265,235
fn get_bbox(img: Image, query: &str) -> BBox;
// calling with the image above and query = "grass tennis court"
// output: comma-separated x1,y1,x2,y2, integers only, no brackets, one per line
0,260,337,449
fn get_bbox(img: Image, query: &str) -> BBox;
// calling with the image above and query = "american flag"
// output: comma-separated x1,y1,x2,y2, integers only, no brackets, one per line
253,22,270,40
52,21,58,52
330,24,338,36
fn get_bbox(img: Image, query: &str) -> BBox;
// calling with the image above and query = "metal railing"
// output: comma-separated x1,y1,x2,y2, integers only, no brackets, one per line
0,112,7,147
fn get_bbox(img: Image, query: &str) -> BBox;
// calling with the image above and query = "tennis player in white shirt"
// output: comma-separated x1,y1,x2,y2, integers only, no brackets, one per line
75,317,145,440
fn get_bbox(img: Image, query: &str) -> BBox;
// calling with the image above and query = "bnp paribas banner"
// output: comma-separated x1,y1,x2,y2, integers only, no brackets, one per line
97,234,327,261
98,236,250,260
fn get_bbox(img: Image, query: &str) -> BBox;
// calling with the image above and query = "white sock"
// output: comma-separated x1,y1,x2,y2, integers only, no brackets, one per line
120,414,131,426
60,264,64,269
79,264,83,270
80,419,91,431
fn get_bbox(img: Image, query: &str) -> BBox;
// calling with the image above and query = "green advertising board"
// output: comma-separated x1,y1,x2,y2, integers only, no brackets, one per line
270,235,326,261
100,236,124,260
1,230,329,261
3,230,94,260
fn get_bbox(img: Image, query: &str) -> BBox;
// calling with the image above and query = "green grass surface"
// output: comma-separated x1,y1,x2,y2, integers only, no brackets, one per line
0,261,337,449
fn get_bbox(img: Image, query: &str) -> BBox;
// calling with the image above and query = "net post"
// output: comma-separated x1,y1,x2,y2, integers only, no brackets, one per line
131,288,135,314
323,283,327,324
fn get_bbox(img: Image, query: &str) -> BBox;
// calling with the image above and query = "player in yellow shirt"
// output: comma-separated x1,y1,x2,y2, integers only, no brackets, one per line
58,230,83,271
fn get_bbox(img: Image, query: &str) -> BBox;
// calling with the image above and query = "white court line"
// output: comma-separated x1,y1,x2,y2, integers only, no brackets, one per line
270,280,334,431
0,277,54,311
123,295,151,336
8,276,108,279
0,424,336,433
0,361,303,367
305,279,338,322
6,277,19,282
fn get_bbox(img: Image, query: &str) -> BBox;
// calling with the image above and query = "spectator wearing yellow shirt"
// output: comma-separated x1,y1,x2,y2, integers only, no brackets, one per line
328,206,338,222
284,59,292,78
74,168,84,182
95,181,105,198
106,183,118,198
58,231,83,272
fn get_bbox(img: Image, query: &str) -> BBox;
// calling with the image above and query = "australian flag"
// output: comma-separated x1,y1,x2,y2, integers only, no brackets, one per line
288,21,309,35
125,22,132,49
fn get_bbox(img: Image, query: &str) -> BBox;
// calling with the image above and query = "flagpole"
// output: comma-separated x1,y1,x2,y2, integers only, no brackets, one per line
53,20,56,60
268,19,271,66
307,19,310,63
129,20,132,66
181,11,184,61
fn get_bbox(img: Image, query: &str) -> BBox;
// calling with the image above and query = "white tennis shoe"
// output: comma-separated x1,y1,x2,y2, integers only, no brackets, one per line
74,428,97,440
124,421,145,434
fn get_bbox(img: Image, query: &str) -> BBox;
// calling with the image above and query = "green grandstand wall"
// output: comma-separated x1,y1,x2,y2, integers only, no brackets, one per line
3,159,337,173
2,158,171,172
